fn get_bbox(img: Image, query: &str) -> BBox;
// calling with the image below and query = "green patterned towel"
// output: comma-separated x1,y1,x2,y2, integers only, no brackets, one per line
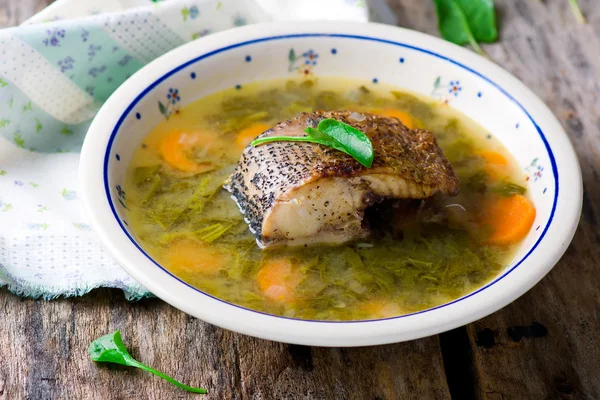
0,0,395,299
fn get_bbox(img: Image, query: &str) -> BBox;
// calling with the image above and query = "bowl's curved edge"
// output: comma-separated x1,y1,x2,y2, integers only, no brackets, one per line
79,21,583,347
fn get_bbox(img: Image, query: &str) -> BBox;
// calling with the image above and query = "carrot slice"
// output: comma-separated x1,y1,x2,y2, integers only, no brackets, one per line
362,300,403,319
479,150,508,166
479,150,509,181
256,257,302,302
483,194,536,245
372,109,417,129
158,130,215,173
165,240,227,276
236,123,271,148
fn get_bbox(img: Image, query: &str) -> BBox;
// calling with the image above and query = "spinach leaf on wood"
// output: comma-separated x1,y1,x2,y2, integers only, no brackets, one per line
433,0,498,55
89,331,207,394
569,0,586,24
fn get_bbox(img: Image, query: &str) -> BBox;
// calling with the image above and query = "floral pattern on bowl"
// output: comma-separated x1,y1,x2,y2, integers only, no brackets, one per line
288,48,319,77
81,22,582,347
158,88,182,120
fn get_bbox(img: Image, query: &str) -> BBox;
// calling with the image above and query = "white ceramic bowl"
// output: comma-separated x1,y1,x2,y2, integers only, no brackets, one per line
80,22,582,347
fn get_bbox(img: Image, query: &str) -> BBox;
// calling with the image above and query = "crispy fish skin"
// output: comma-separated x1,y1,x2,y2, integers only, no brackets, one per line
225,110,460,247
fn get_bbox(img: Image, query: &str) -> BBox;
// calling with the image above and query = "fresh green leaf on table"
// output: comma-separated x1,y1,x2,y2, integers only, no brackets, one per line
251,118,374,168
432,0,498,55
568,0,586,23
89,330,207,394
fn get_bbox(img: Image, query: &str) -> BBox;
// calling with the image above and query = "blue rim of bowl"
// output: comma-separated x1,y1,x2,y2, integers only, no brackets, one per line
103,33,559,324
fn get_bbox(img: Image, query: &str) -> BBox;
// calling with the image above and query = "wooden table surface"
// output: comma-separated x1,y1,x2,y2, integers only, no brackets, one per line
1,0,599,398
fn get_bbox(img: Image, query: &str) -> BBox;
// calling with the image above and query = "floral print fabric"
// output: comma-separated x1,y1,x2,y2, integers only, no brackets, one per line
0,0,383,299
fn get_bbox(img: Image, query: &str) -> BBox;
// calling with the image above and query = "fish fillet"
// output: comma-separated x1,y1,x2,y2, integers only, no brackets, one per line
225,111,459,247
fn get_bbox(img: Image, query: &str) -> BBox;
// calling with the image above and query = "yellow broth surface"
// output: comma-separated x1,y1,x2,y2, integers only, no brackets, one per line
125,77,531,321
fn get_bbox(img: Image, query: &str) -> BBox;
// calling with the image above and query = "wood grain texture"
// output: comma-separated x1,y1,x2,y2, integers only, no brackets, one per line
472,1,600,399
0,289,451,399
0,0,49,28
390,1,600,399
1,0,600,399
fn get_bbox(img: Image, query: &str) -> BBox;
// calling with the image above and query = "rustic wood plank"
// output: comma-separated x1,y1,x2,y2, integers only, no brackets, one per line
460,0,600,399
372,0,600,398
389,0,600,398
0,0,52,28
0,0,451,398
1,0,600,398
0,288,451,399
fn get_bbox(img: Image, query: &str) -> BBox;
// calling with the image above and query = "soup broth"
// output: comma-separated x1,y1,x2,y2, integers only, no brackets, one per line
125,77,529,321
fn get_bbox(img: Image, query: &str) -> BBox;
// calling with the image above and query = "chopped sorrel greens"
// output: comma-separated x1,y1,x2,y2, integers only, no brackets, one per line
125,77,533,321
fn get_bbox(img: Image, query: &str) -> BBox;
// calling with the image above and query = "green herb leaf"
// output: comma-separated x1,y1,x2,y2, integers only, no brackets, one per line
568,0,586,23
251,119,373,168
196,223,232,243
249,127,349,158
492,181,527,197
134,165,161,185
465,170,488,194
433,0,498,55
158,101,167,115
89,331,207,394
316,119,374,168
305,127,354,156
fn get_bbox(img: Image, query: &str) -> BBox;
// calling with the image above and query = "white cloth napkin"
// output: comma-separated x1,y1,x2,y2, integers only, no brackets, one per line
0,0,395,299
